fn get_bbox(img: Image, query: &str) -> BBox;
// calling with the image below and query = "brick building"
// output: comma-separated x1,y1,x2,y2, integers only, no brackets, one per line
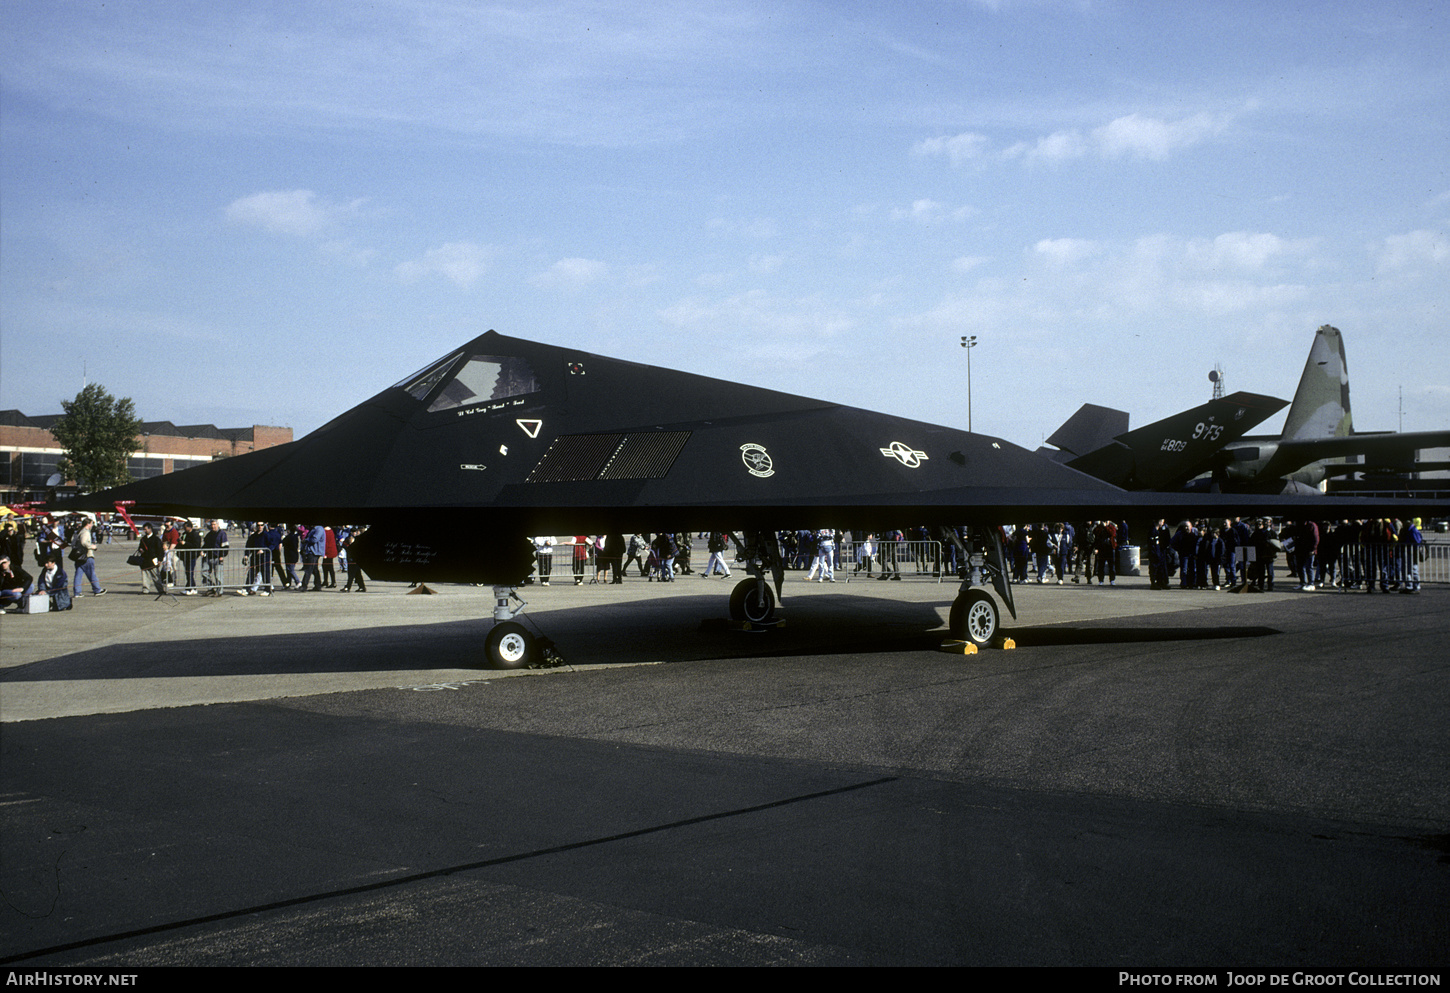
0,410,292,503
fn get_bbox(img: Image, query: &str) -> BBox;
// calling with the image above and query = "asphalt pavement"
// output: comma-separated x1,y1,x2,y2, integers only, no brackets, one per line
1,542,1446,966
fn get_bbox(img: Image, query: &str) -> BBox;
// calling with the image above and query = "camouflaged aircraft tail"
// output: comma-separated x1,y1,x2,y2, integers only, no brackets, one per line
1280,324,1352,442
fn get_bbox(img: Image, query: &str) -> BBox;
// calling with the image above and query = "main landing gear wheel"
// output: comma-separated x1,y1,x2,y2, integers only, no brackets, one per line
485,621,537,669
729,579,776,624
949,589,999,647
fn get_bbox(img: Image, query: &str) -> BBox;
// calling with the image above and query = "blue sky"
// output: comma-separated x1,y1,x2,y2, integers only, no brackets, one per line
3,0,1446,447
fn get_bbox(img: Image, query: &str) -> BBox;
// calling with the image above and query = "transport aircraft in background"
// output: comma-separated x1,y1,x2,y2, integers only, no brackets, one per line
1039,325,1450,495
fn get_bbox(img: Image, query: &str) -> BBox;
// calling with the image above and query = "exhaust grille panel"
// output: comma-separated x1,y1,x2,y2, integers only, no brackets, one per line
527,432,690,483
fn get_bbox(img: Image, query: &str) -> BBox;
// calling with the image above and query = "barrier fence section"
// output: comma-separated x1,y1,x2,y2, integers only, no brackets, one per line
130,539,354,594
532,542,601,584
531,539,711,582
1312,541,1445,587
837,540,949,582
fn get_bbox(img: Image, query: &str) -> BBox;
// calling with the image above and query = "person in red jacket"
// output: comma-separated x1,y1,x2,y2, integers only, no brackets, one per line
322,526,339,588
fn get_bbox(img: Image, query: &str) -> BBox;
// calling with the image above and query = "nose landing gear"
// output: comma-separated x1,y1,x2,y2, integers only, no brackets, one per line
483,586,537,669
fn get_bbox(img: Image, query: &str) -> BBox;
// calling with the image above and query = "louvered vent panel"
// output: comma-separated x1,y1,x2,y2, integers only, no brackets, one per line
525,434,622,483
598,432,691,479
526,432,690,482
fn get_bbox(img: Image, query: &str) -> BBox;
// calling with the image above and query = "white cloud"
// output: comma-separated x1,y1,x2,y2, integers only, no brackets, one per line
952,255,991,273
1005,129,1090,164
1033,237,1100,266
530,257,608,291
225,190,359,237
1375,230,1448,275
931,112,1232,168
1184,232,1314,272
891,199,975,225
1091,112,1228,161
912,132,990,166
395,242,492,288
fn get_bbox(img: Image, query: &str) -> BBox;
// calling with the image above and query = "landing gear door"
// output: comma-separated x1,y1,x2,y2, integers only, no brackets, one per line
984,528,1017,620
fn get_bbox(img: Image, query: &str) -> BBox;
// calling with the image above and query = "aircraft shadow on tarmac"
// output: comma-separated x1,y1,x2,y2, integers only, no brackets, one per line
1,593,1277,682
1011,623,1280,647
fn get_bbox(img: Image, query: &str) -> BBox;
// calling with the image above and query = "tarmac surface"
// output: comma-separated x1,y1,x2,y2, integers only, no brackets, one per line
1,542,1447,966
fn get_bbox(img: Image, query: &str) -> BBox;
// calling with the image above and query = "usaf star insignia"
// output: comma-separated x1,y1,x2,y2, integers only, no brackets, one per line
880,441,929,468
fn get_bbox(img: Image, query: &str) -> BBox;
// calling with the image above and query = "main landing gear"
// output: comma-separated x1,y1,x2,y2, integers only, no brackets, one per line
725,531,786,628
937,525,1015,648
728,578,776,624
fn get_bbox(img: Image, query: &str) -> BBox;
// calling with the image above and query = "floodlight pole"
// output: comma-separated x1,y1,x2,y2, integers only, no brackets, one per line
960,335,977,433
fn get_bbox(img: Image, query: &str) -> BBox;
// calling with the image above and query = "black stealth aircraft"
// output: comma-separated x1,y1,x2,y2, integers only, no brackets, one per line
69,329,1447,667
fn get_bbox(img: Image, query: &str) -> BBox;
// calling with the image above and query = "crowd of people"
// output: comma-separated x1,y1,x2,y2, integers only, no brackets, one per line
1144,516,1427,594
0,514,1436,613
148,520,372,597
0,514,373,610
529,530,952,586
1,513,107,611
528,533,714,586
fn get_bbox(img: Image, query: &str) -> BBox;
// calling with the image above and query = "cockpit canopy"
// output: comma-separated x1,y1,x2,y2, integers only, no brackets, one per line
394,351,541,413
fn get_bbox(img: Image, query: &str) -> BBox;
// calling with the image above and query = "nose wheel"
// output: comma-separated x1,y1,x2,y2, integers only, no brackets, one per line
485,621,537,669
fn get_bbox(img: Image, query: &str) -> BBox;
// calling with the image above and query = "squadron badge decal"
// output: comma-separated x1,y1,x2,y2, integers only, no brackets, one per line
740,443,775,478
880,441,929,468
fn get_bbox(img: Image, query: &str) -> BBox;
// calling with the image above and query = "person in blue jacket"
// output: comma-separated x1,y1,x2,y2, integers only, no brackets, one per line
1400,518,1424,593
36,558,71,611
300,524,327,591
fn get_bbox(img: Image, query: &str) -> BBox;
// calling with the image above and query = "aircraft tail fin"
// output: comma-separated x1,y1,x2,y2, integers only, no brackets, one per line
1043,403,1130,459
1066,391,1288,490
1280,325,1352,442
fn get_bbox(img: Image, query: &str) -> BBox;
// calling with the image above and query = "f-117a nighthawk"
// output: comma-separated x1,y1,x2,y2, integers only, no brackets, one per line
69,329,1447,668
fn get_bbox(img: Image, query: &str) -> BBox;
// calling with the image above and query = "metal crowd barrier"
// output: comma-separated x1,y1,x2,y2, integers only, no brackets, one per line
1301,541,1445,588
531,542,596,583
129,541,351,595
838,540,948,583
529,538,723,582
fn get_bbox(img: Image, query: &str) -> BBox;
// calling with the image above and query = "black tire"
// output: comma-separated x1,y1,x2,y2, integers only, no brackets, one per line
485,621,536,669
728,579,776,624
949,589,999,646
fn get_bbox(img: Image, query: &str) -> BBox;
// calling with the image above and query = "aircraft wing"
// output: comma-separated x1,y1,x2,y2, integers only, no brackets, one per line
1064,391,1288,491
1253,428,1450,481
